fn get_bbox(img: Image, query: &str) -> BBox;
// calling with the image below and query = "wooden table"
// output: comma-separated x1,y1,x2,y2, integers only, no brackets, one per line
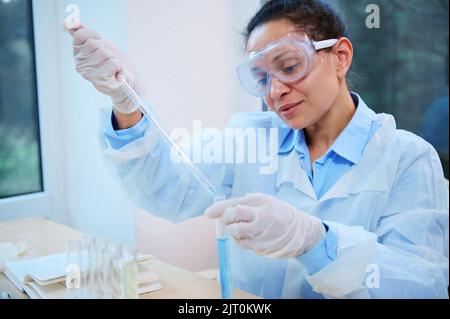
0,218,258,299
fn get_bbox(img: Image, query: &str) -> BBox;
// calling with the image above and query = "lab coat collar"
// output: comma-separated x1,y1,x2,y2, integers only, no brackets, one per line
327,93,376,165
271,114,294,154
275,112,397,202
276,93,376,165
318,113,397,202
276,148,318,200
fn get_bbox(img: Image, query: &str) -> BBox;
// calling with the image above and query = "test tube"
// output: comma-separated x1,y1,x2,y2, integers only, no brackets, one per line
216,218,232,299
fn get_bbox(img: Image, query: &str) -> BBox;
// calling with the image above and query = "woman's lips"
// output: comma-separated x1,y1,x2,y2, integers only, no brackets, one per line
279,102,302,117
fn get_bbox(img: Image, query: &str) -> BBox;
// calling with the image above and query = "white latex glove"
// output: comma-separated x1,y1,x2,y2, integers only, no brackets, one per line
70,26,143,114
206,193,326,258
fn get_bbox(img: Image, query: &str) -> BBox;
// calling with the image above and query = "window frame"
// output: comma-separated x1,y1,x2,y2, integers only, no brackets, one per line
0,0,67,222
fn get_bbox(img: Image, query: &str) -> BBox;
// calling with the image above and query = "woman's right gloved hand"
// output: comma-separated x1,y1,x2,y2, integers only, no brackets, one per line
70,26,143,114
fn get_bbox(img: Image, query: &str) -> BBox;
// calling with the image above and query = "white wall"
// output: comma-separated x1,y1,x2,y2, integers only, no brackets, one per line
49,0,136,246
127,0,261,271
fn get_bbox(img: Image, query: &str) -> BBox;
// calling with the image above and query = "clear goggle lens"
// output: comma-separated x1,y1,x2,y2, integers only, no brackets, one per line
237,37,337,97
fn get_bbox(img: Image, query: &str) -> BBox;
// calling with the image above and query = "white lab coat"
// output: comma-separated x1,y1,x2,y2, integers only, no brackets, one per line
99,101,449,298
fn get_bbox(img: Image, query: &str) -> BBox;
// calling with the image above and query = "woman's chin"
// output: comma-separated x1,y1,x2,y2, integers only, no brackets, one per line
280,115,306,130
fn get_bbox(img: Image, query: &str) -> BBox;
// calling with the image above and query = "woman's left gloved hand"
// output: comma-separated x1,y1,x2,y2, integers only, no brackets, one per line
206,193,326,258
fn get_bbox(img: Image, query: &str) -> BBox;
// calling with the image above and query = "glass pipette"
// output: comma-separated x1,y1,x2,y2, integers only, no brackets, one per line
116,72,232,299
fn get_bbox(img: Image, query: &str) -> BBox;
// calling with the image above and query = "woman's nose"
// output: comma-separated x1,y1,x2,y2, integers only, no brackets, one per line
269,76,290,100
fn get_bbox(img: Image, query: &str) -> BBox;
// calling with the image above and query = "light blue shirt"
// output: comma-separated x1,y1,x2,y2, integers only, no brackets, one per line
101,93,449,298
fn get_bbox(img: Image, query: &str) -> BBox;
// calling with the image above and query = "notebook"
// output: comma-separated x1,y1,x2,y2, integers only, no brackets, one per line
3,252,161,299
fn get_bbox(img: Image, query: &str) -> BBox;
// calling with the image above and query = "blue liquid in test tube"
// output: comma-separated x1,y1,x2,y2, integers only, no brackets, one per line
217,237,232,299
215,216,232,299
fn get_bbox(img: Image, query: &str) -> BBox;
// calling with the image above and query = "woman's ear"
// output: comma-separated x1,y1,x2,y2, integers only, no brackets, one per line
334,37,353,79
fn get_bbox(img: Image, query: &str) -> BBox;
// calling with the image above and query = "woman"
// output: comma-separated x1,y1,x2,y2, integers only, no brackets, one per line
71,0,449,298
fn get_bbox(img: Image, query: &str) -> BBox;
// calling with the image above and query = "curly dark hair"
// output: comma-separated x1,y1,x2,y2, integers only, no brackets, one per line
244,0,347,46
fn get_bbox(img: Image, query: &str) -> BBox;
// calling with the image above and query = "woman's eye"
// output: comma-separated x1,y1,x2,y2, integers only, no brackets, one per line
283,64,298,74
257,77,268,87
253,72,268,86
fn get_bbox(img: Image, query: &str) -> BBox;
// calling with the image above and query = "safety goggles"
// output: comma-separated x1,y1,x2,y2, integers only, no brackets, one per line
237,34,338,97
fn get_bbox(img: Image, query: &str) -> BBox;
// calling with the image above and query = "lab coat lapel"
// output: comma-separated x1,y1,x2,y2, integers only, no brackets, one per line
348,114,397,194
275,150,317,200
318,114,396,203
318,170,353,202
